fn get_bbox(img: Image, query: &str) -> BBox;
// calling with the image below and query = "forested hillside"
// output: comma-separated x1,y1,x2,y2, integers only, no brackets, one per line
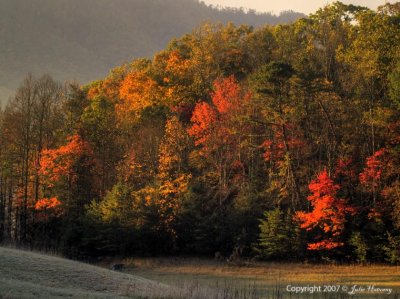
0,0,303,104
1,2,400,263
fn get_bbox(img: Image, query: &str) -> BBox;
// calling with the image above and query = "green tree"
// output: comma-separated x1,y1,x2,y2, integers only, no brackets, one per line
257,208,300,259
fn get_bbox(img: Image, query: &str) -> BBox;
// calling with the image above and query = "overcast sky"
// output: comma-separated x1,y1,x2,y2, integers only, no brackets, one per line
201,0,393,14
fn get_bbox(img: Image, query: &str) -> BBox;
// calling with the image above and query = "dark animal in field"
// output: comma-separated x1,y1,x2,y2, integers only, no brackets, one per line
111,263,124,271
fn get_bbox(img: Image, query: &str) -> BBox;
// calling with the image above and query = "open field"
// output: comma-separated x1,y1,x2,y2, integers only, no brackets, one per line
120,257,400,298
1,247,400,298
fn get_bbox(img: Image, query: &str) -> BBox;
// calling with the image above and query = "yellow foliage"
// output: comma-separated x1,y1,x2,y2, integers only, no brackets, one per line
118,71,161,122
165,50,191,78
154,116,191,236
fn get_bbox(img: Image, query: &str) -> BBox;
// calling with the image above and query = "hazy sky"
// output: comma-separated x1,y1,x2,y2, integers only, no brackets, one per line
201,0,392,14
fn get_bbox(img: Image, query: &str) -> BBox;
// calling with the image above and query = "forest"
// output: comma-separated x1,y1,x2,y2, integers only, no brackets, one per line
0,2,400,264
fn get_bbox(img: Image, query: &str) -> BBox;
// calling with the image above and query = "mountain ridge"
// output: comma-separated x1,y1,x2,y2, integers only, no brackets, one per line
0,0,304,103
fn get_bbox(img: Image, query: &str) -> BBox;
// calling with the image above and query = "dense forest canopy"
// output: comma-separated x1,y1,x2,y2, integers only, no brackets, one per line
1,1,400,263
0,0,303,104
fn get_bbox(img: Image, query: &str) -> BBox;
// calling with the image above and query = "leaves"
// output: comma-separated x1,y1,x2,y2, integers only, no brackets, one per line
296,169,355,251
39,134,92,187
118,70,161,122
359,149,386,190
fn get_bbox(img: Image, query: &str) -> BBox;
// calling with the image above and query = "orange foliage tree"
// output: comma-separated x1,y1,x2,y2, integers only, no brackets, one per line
39,134,92,188
118,70,161,123
157,116,191,238
296,169,355,250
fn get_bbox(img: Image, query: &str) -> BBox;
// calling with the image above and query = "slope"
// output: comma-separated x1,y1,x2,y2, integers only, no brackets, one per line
0,247,166,298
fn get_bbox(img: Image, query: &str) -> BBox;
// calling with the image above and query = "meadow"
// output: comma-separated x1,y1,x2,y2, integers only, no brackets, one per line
2,246,399,298
121,257,400,298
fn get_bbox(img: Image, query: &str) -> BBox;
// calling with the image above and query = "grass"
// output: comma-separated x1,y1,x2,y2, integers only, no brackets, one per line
0,247,166,299
119,257,400,298
1,247,400,298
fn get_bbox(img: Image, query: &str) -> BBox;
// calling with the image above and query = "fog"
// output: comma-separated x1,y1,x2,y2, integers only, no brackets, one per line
202,0,393,14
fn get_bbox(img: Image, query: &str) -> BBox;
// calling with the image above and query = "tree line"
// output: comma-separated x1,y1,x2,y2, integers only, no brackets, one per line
1,2,400,263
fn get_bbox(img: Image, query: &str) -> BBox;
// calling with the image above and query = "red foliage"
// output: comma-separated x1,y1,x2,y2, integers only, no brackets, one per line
39,135,92,187
35,197,61,210
211,75,243,114
296,169,355,250
262,124,304,164
335,158,356,179
35,197,63,221
188,76,250,154
307,240,343,250
359,149,386,190
262,140,273,161
188,101,217,147
367,207,382,221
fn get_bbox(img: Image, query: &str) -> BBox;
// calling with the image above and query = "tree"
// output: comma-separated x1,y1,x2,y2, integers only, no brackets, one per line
81,95,121,198
157,116,191,242
257,208,301,259
0,74,63,243
188,75,251,199
389,61,400,108
296,169,355,250
252,61,305,207
118,68,161,124
39,134,93,214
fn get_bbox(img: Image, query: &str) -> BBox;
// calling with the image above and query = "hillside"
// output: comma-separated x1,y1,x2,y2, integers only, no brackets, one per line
0,247,168,298
0,0,304,103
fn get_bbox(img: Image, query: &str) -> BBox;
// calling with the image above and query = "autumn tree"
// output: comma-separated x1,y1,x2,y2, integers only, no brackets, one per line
156,116,191,242
39,134,93,215
338,6,400,155
0,74,63,243
118,64,161,125
188,75,251,200
296,169,355,251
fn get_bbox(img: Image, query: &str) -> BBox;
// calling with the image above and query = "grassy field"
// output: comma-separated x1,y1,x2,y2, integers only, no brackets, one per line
1,247,400,298
120,257,400,298
0,247,167,299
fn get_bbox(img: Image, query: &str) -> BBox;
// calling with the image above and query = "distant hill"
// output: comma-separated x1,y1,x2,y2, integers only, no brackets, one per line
0,0,304,103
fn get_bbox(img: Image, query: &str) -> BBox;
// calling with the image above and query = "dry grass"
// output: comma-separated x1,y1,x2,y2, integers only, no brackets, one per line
120,257,400,298
122,257,400,283
0,247,166,298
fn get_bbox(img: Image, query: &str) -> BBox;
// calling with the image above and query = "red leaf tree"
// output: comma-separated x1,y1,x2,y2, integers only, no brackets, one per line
39,134,92,187
296,169,355,250
188,76,251,191
188,75,249,154
359,148,386,191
